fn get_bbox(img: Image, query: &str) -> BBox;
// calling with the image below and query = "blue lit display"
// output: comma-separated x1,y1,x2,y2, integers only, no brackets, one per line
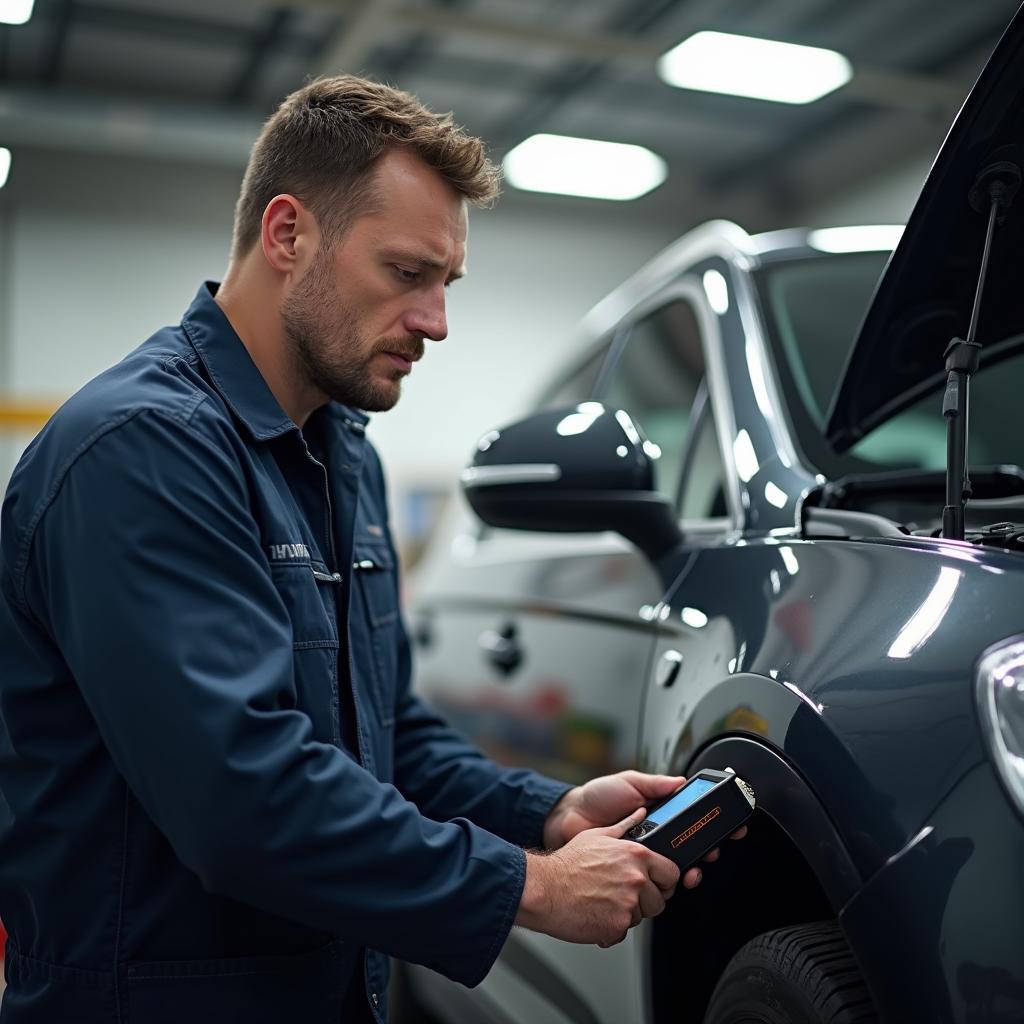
647,778,717,826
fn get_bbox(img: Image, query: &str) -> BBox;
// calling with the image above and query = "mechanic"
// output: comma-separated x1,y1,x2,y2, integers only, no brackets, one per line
0,75,744,1022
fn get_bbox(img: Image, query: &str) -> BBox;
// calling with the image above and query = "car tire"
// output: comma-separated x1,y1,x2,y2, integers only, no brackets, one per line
703,921,878,1024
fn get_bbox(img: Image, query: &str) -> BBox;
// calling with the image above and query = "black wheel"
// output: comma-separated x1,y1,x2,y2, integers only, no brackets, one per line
703,921,878,1024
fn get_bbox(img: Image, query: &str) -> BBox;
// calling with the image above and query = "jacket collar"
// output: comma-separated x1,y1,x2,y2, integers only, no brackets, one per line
181,282,369,442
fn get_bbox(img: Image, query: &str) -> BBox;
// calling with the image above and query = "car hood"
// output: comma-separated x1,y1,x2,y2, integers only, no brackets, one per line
825,6,1024,452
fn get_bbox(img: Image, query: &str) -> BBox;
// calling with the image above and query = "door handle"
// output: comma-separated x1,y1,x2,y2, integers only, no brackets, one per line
479,623,523,677
656,649,684,688
412,616,435,650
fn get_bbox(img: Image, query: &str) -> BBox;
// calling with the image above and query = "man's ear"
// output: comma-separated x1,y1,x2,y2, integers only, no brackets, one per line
260,194,320,277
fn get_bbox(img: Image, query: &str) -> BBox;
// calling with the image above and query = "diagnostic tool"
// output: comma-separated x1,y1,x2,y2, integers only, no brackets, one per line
626,768,755,869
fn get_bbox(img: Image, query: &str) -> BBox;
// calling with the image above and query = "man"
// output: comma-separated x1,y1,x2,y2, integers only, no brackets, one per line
0,76,743,1022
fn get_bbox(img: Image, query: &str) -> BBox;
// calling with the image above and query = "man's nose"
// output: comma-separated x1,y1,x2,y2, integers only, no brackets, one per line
405,287,448,342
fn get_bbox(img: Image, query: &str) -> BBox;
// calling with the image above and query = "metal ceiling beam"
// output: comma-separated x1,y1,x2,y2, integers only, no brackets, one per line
225,7,292,105
371,0,470,84
0,86,261,165
314,0,405,76
843,69,965,117
390,9,667,61
66,1,308,52
39,0,76,85
300,1,969,120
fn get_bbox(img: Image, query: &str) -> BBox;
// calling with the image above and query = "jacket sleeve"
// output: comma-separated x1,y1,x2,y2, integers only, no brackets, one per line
16,406,524,988
391,617,572,849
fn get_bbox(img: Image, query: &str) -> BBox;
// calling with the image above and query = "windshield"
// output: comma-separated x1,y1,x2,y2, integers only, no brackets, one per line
756,251,1024,476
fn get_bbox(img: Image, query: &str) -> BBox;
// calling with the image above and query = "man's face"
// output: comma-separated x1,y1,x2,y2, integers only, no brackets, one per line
281,148,468,413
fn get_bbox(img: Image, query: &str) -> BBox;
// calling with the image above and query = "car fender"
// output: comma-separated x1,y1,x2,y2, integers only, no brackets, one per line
685,734,861,910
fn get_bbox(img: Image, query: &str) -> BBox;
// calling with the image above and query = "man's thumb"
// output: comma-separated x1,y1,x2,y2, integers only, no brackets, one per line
601,807,647,838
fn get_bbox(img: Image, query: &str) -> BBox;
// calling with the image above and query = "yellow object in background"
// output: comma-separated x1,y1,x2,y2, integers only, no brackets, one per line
0,399,57,431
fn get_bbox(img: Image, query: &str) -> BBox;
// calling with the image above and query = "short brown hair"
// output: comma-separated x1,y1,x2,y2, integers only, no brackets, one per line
231,74,500,260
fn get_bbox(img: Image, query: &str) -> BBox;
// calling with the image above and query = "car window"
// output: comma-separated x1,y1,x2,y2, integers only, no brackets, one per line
680,399,729,521
599,300,704,504
537,341,610,410
851,345,1024,470
757,251,1024,475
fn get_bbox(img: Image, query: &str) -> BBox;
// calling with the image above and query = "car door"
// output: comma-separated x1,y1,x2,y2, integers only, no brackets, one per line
409,289,728,1024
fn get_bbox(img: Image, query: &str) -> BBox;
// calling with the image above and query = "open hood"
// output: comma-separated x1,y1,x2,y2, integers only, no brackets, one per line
825,5,1024,452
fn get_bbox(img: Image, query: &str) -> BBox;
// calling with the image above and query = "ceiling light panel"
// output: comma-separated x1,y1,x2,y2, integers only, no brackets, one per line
0,148,10,189
0,0,33,25
658,31,852,105
502,134,667,201
808,225,905,253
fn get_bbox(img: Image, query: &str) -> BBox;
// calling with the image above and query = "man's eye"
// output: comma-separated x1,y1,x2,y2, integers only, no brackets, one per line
394,266,420,283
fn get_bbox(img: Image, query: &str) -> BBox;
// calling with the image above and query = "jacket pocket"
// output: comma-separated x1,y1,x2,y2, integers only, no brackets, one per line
352,542,399,728
123,940,348,1024
269,563,341,744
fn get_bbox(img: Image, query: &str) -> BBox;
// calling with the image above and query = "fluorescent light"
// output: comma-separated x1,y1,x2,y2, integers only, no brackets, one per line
702,269,729,314
809,225,904,253
888,567,961,659
658,31,852,105
764,481,788,509
503,134,667,201
0,148,10,189
779,546,800,575
681,607,708,629
733,429,759,483
0,0,34,25
557,409,602,437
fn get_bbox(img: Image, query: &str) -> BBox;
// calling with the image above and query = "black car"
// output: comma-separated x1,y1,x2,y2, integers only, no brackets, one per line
402,10,1024,1024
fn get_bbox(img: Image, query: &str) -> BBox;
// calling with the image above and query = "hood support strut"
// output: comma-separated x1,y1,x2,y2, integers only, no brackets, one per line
941,160,1020,540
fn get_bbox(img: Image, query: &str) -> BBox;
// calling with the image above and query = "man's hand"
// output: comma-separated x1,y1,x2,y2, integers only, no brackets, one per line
543,770,748,863
515,809,682,947
544,772,684,849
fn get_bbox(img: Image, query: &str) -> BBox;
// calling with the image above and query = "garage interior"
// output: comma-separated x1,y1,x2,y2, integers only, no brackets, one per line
0,3,1022,1021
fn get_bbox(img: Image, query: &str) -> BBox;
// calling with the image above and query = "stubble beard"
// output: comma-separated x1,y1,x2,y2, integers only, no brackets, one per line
281,253,410,413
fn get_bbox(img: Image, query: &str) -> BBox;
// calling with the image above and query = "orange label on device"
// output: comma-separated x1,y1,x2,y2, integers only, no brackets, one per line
670,806,721,848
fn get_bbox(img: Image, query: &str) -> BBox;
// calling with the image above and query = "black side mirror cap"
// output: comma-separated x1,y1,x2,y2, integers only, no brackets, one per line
461,404,683,561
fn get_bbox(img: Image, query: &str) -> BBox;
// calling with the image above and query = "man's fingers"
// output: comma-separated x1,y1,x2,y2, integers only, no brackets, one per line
598,929,629,949
730,825,748,840
602,807,647,838
702,846,720,863
618,770,686,800
638,879,666,919
682,866,703,890
643,850,681,893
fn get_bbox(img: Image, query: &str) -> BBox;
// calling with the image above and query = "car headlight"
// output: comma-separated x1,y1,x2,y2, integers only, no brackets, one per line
976,637,1024,820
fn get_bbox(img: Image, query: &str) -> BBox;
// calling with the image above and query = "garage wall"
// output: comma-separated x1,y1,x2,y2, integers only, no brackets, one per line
804,154,931,227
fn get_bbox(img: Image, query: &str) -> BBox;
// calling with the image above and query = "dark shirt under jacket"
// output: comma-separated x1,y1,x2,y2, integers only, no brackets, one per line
0,283,571,1023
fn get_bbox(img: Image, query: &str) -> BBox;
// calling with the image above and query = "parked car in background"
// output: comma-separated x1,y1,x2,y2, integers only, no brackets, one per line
401,9,1024,1023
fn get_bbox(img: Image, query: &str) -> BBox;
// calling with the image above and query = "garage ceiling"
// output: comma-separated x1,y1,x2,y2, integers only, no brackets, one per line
0,0,1019,226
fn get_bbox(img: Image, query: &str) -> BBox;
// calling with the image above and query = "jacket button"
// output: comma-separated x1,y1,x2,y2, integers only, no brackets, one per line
371,992,379,1006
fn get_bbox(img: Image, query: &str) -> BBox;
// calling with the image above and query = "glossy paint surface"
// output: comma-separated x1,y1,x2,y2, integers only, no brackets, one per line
645,536,1022,879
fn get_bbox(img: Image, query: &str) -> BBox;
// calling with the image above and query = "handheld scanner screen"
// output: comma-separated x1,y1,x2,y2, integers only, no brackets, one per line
647,777,717,826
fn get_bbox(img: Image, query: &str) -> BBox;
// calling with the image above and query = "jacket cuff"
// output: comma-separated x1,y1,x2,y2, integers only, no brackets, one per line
464,841,527,988
509,774,575,850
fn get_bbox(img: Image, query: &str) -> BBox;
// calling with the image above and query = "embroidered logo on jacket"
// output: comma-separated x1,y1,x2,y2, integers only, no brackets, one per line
267,543,311,561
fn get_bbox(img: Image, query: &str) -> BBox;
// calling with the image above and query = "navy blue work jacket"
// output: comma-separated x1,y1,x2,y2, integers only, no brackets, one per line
0,283,571,1023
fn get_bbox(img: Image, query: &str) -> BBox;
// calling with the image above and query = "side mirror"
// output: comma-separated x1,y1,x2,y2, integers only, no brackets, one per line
461,403,683,561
